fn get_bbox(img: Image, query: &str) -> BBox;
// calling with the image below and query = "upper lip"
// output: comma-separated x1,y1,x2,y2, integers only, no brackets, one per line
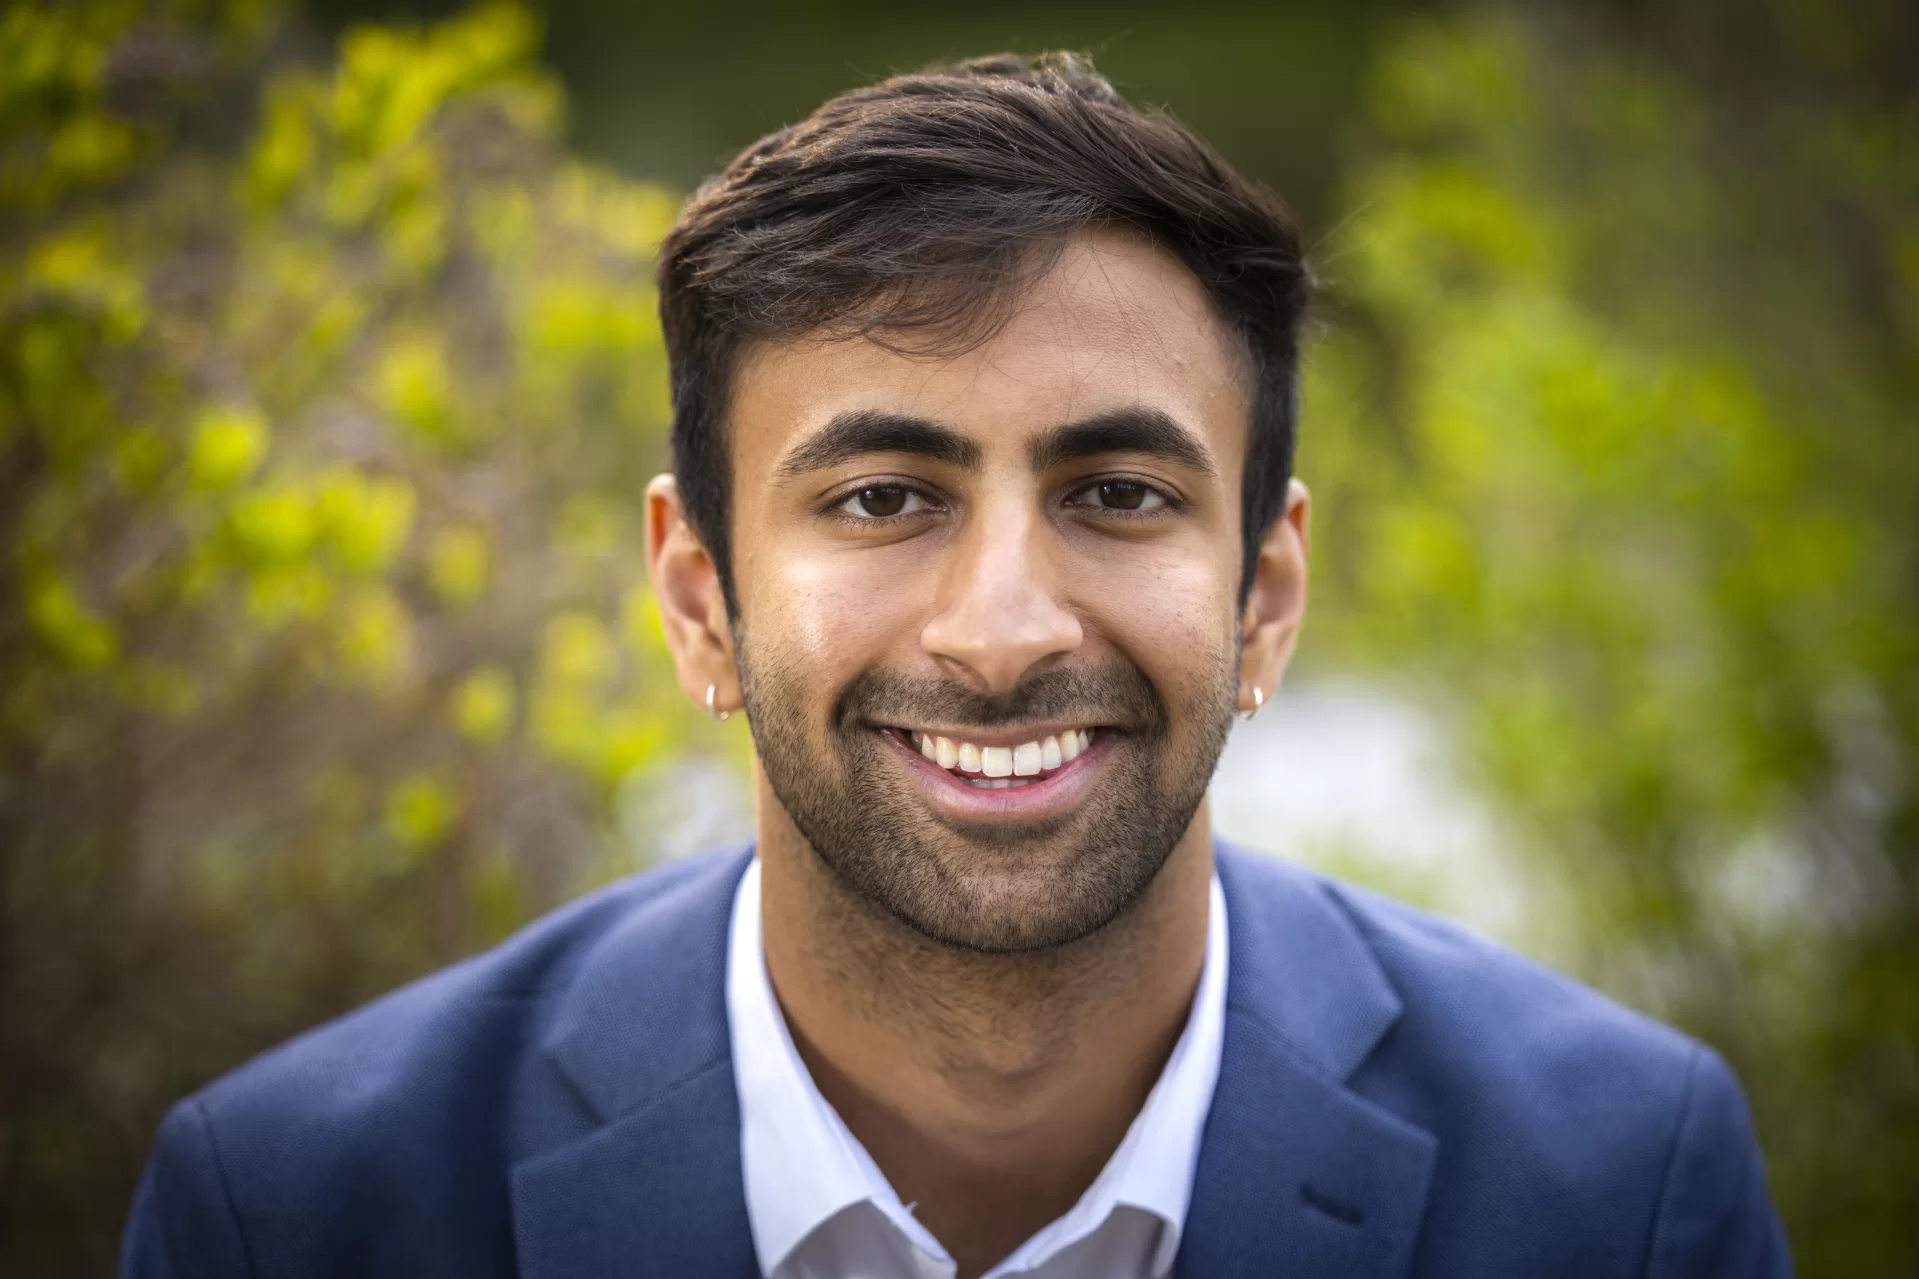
878,722,1107,748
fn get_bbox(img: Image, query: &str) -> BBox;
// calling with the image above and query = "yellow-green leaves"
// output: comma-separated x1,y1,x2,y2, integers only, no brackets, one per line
245,563,331,624
8,0,680,794
553,163,680,258
238,0,559,288
318,471,416,576
554,493,620,560
452,664,515,743
190,408,270,489
0,3,143,205
333,3,546,161
427,525,489,607
225,483,317,565
25,230,147,340
1312,22,1919,1269
527,609,669,787
244,78,315,210
1368,18,1529,144
25,572,117,670
375,334,453,442
112,427,169,494
538,609,614,688
6,3,694,1267
384,773,457,849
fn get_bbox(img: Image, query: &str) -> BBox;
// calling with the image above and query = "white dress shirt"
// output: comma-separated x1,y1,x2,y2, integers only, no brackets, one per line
726,858,1229,1279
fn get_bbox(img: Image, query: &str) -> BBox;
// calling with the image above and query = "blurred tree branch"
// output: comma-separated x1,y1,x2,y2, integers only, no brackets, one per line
0,4,711,1270
1303,4,1918,1272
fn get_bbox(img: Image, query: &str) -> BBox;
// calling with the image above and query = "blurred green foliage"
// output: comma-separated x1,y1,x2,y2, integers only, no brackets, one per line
302,0,1407,237
2,0,1914,1274
0,2,717,1269
1303,7,1918,1272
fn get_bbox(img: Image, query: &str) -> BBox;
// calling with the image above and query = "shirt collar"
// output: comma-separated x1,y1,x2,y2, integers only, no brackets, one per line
988,873,1229,1276
726,858,931,1270
727,858,1229,1277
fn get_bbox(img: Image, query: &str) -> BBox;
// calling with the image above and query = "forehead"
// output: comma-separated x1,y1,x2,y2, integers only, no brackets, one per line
727,228,1250,468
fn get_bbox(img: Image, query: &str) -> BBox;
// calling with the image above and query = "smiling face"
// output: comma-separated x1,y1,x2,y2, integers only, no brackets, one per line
653,229,1306,953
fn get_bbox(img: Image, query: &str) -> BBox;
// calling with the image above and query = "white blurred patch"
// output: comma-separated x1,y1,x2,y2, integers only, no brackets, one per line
1211,678,1543,950
622,753,756,864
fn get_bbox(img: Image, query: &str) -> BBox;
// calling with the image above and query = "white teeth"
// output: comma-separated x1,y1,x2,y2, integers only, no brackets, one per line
907,728,1098,779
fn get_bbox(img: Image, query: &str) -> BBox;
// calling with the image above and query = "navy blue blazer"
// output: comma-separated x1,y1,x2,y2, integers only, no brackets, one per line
122,843,1790,1277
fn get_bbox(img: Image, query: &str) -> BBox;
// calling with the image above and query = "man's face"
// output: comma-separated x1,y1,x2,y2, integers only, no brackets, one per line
724,230,1257,953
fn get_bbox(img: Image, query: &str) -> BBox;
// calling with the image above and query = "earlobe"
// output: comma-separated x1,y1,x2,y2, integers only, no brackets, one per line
645,474,741,716
1237,478,1310,714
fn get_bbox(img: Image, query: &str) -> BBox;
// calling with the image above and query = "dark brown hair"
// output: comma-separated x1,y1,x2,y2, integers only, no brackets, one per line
657,51,1309,609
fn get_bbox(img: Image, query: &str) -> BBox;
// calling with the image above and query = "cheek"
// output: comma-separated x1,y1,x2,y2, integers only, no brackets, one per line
1077,544,1240,704
743,546,933,680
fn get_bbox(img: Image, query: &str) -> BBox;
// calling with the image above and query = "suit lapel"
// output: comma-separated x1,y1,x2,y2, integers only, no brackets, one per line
510,848,760,1279
1178,847,1437,1277
503,842,1438,1276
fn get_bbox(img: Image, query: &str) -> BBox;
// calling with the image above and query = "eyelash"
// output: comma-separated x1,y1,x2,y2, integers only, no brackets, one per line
1061,476,1179,516
823,482,943,524
821,476,1181,524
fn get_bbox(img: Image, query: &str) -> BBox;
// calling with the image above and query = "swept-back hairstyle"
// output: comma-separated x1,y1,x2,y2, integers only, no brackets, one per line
657,51,1309,609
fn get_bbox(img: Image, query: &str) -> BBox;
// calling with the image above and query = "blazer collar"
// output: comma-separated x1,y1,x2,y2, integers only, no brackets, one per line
505,841,1435,1279
510,846,759,1279
1177,843,1437,1278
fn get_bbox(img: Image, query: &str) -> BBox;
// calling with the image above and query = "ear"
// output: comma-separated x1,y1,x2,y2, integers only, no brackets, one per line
1237,478,1310,713
645,474,740,717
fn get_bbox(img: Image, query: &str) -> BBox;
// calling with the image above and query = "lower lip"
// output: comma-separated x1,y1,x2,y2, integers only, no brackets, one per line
883,728,1114,821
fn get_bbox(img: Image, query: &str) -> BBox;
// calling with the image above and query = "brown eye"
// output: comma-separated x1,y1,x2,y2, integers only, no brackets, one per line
837,485,930,519
1068,479,1167,512
855,486,906,517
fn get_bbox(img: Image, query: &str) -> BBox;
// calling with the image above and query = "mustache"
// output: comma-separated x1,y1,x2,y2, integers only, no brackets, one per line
833,662,1168,735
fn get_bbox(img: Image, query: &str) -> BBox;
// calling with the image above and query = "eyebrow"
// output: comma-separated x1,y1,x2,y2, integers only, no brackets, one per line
772,404,1216,481
774,409,982,478
1028,407,1217,477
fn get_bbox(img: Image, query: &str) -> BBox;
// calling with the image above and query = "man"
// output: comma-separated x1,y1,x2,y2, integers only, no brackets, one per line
123,53,1790,1278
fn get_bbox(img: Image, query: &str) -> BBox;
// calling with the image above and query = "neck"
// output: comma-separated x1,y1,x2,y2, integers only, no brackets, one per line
755,770,1214,1278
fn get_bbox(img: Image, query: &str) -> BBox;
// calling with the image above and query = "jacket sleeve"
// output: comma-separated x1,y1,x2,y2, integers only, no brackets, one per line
1644,1046,1792,1278
121,1099,253,1279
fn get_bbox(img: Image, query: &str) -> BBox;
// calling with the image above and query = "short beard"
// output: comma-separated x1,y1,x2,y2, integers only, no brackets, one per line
740,646,1236,953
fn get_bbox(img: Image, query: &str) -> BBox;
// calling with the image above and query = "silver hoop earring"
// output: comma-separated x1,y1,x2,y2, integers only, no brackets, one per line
706,683,731,722
1240,684,1264,723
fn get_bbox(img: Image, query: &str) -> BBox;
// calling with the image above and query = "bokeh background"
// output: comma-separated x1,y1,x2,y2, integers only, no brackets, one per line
2,0,1914,1272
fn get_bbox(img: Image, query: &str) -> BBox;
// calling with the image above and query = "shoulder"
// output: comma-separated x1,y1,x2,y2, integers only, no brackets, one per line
191,847,747,1132
1335,867,1699,1089
1215,846,1787,1275
1218,844,1698,1104
126,848,750,1274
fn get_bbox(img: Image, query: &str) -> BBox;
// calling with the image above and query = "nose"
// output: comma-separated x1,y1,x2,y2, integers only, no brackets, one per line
920,502,1083,695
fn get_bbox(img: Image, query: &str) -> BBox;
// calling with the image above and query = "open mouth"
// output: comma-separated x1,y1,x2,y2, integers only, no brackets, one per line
891,727,1100,789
